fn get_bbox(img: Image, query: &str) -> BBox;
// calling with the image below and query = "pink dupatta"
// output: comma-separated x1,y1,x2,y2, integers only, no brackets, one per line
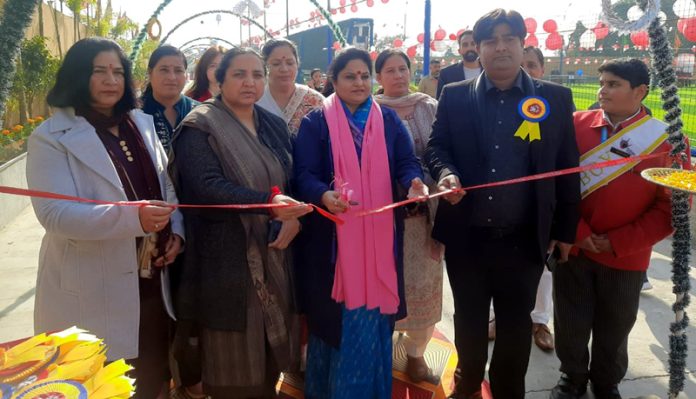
324,94,399,315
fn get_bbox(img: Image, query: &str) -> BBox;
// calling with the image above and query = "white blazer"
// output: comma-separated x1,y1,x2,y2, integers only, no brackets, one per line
26,108,184,360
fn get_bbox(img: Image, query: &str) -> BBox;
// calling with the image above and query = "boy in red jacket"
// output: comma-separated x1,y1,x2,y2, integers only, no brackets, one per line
550,58,689,399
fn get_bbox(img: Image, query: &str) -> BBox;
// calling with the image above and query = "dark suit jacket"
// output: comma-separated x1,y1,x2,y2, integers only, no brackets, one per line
424,71,581,261
436,62,465,99
436,61,482,99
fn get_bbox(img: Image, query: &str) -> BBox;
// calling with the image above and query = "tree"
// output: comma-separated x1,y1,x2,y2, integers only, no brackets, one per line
117,38,157,90
0,0,41,122
65,0,96,41
11,36,59,118
65,0,83,40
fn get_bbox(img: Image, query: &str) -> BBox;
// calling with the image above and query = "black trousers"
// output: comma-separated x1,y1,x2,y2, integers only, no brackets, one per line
445,229,543,399
553,253,644,387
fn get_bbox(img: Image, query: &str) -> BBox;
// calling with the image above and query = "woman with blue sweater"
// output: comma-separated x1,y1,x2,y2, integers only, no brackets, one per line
293,47,428,399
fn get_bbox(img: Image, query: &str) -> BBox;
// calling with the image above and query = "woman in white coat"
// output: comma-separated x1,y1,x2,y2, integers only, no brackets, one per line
26,37,183,399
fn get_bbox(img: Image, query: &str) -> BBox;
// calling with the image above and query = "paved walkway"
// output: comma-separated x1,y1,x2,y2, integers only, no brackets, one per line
1,205,694,398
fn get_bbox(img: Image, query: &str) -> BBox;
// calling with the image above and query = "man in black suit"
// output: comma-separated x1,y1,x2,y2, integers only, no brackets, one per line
425,9,580,399
435,30,482,99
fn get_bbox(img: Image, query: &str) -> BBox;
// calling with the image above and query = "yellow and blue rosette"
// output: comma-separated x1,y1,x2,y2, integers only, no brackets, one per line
515,96,550,142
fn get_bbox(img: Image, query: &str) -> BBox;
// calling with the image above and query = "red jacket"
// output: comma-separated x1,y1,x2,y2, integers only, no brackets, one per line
573,107,689,271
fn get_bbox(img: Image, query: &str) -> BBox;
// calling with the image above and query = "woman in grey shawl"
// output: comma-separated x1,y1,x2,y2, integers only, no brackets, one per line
374,49,444,384
170,47,312,398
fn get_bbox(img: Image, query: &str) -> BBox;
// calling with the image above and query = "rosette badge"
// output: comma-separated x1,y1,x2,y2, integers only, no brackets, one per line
514,96,550,142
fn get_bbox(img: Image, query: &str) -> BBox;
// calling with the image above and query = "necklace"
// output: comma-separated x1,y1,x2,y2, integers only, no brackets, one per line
118,139,134,162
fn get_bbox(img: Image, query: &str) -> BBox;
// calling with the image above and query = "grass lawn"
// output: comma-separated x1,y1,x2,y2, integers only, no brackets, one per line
568,84,696,145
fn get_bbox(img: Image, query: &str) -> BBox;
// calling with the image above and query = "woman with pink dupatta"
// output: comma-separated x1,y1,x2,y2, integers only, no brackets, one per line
293,48,428,398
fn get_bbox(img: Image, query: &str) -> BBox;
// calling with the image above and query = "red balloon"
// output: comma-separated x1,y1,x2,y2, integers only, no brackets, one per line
593,22,609,40
366,0,374,6
434,28,447,41
542,19,557,33
525,33,538,48
393,38,403,48
339,6,346,13
545,32,563,50
524,18,537,34
370,51,378,60
449,33,457,40
417,33,425,43
456,29,466,38
630,31,649,47
333,41,342,50
339,0,346,5
684,18,696,42
330,8,337,15
678,18,688,34
430,40,437,51
381,0,389,3
406,45,417,58
351,4,358,12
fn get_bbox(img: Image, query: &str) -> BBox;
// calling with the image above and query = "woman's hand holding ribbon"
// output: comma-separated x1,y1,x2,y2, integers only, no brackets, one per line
407,177,429,200
138,200,174,233
322,190,350,214
271,194,313,220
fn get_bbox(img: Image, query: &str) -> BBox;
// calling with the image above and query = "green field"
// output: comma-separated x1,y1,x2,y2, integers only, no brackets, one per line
568,84,696,145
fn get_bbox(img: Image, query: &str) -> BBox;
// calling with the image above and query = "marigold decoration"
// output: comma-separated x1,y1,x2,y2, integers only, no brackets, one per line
0,328,134,399
1,130,10,136
644,169,696,192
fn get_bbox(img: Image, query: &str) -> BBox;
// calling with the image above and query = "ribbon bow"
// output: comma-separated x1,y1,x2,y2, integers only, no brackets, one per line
514,96,550,142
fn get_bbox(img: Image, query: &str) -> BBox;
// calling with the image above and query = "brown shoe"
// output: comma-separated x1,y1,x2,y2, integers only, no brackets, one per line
533,323,555,351
406,355,440,384
488,318,496,341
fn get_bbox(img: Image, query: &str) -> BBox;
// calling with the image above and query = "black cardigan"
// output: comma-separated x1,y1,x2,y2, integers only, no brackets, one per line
170,106,292,331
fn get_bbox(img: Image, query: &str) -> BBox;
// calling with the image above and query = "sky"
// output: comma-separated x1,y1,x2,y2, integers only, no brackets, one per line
106,0,611,51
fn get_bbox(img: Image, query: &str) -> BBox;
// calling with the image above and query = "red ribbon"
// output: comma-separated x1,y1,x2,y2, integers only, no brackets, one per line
0,151,671,224
0,185,344,225
359,151,670,216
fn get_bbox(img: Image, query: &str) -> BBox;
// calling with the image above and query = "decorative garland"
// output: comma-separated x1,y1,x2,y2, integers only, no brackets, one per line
129,0,173,61
307,0,347,46
177,36,237,51
233,0,264,19
159,10,273,45
600,0,660,34
146,18,162,41
601,0,691,397
0,0,40,121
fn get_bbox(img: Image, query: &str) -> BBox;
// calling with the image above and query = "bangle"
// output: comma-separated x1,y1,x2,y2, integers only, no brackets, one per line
269,185,282,203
